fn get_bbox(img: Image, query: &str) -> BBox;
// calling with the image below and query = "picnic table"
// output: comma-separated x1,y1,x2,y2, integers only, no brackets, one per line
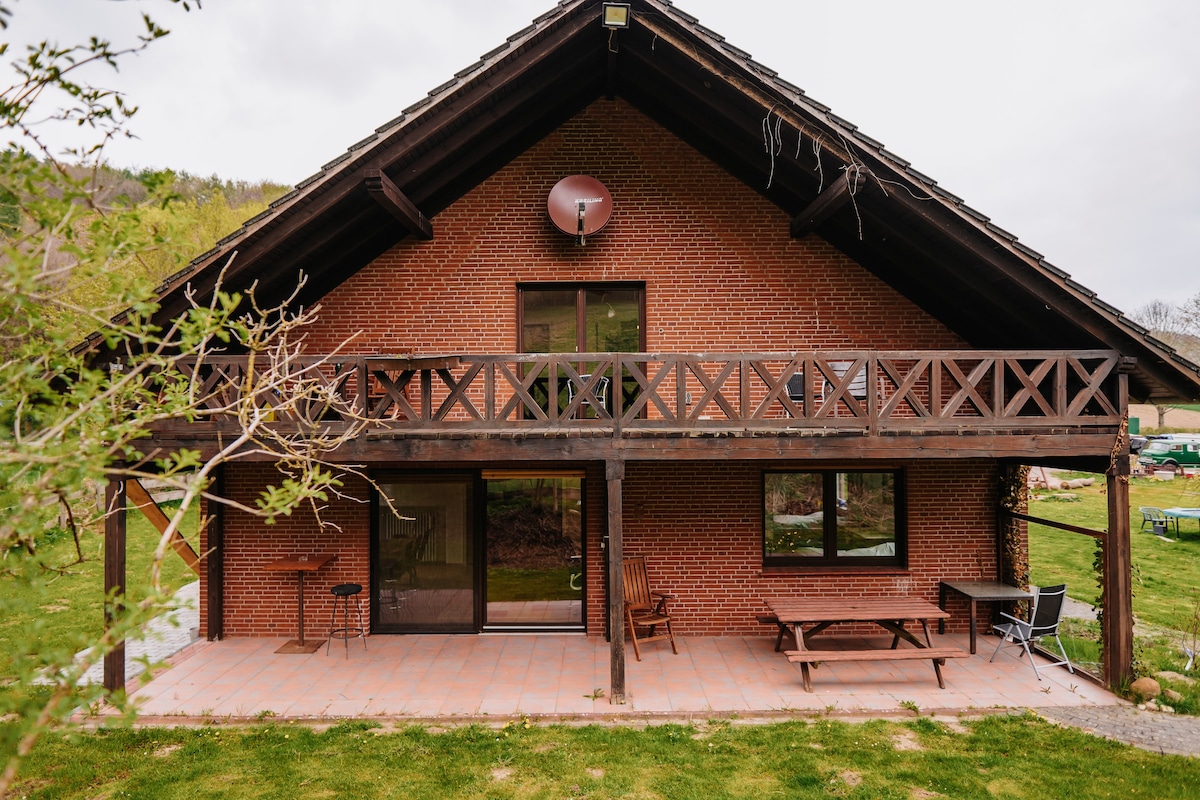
938,580,1032,654
1164,508,1200,536
762,597,966,692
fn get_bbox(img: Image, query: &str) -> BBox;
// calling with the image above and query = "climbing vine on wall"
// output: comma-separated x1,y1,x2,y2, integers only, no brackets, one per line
998,464,1030,593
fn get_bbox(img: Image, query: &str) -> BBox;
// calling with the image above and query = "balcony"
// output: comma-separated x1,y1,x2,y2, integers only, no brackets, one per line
155,351,1125,451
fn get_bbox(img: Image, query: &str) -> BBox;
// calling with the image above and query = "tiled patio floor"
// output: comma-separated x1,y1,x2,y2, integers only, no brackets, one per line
118,632,1122,722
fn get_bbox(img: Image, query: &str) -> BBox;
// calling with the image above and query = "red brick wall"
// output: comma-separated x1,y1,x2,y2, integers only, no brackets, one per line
200,100,999,640
604,459,999,636
302,98,964,356
200,464,371,638
202,459,1000,638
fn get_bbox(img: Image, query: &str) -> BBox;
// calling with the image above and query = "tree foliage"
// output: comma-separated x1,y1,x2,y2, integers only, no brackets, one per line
0,4,367,795
1129,295,1200,426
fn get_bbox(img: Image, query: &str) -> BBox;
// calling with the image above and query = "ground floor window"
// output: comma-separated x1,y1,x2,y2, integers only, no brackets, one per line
763,469,905,567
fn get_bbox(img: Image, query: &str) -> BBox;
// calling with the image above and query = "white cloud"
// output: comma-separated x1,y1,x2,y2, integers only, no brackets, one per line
7,0,1198,309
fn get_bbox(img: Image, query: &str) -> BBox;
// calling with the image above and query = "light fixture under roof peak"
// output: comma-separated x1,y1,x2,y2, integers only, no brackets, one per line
602,3,631,29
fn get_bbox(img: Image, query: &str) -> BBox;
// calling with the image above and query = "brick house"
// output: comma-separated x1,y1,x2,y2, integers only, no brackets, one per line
102,0,1200,699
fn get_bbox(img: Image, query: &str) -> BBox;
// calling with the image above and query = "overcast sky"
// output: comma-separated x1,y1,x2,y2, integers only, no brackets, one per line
7,0,1199,313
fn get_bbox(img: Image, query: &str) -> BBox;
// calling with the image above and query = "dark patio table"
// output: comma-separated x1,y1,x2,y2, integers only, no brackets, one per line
263,554,337,653
938,580,1032,654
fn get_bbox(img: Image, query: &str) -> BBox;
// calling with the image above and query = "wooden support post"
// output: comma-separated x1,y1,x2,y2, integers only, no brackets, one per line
103,478,127,693
1104,385,1134,688
607,459,626,704
207,465,225,641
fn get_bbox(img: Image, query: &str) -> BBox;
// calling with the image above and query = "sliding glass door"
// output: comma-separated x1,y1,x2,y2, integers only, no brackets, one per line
484,474,584,630
372,471,586,633
373,475,477,632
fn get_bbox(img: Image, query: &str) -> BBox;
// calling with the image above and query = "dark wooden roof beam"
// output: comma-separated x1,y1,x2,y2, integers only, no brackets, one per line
364,169,433,240
790,169,867,238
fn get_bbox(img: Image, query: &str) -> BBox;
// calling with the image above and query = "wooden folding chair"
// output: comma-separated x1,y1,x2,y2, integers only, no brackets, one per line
622,556,678,661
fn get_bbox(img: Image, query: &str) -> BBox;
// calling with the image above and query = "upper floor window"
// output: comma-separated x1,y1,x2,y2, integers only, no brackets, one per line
763,469,905,567
519,282,644,353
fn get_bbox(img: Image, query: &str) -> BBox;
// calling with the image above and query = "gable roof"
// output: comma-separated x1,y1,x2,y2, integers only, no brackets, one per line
129,0,1200,404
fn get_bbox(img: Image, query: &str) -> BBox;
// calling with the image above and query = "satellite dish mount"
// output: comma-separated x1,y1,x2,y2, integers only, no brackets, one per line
548,175,612,246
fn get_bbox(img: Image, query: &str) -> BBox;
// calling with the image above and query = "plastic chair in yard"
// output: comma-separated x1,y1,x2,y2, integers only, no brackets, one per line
989,583,1074,680
1139,506,1176,535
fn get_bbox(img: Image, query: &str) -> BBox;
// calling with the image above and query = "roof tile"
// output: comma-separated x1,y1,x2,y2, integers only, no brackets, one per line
746,59,777,77
1124,319,1150,335
320,152,351,171
481,42,511,60
348,134,378,152
402,95,432,115
773,77,805,95
930,185,961,203
269,189,300,208
853,131,885,149
508,24,537,41
428,78,458,97
1013,241,1043,260
958,204,990,222
243,208,272,227
722,44,753,62
903,166,935,185
1039,261,1069,279
456,60,485,78
827,113,857,131
375,113,407,134
1064,277,1096,297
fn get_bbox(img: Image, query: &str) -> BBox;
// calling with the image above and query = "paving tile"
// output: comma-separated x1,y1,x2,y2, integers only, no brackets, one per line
115,632,1131,724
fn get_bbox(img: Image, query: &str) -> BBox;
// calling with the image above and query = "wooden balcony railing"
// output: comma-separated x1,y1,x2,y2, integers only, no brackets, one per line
161,350,1125,437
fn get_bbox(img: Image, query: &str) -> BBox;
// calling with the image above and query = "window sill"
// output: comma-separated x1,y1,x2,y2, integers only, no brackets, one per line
760,565,910,577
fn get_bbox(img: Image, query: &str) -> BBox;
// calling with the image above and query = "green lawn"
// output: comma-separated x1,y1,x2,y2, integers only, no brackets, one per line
11,715,1197,799
1028,472,1200,701
487,567,580,602
0,501,201,682
1028,474,1200,630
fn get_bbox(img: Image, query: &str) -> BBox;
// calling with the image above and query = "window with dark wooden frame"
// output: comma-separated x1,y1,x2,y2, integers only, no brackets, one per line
518,282,645,354
763,469,906,567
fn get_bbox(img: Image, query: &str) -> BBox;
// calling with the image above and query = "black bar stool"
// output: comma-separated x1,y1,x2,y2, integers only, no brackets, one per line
326,583,366,657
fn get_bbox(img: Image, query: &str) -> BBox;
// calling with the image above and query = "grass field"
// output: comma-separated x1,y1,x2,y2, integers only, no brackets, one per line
11,715,1198,799
1028,471,1200,704
1028,474,1200,629
0,501,202,682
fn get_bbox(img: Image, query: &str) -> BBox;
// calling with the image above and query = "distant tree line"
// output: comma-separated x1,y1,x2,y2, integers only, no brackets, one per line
1130,294,1200,427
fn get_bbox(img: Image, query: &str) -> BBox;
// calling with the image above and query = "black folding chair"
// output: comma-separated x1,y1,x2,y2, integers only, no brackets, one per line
989,583,1074,680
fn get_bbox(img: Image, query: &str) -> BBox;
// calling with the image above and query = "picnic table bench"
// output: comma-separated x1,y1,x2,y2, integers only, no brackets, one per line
763,597,967,692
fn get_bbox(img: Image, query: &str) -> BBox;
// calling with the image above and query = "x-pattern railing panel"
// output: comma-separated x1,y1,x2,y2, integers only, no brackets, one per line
162,350,1123,435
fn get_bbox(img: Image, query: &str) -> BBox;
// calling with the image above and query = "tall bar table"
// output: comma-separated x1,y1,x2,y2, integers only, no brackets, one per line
263,554,337,653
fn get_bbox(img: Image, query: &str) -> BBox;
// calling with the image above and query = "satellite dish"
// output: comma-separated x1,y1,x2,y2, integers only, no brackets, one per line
547,175,612,245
